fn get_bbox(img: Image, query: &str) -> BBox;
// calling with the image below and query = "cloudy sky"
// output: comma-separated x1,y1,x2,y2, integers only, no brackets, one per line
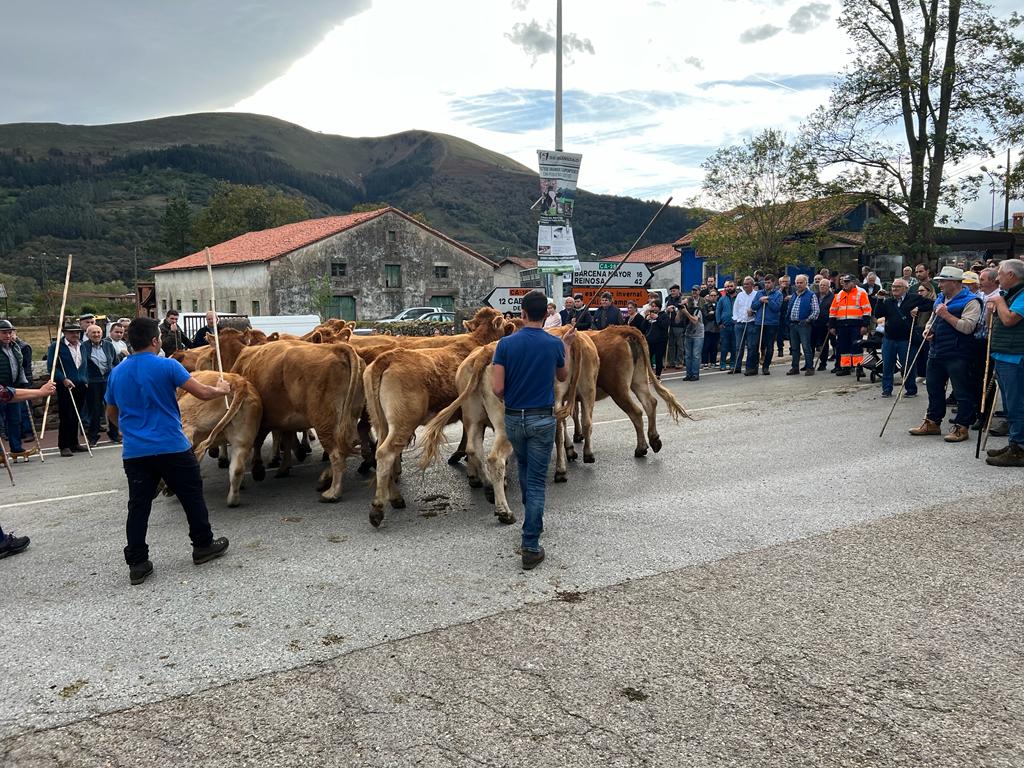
2,0,1017,227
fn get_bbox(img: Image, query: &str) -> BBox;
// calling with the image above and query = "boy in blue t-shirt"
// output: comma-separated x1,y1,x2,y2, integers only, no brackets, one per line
105,317,232,585
492,290,574,570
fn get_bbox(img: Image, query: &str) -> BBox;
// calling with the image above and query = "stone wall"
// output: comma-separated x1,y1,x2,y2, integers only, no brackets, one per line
153,264,270,317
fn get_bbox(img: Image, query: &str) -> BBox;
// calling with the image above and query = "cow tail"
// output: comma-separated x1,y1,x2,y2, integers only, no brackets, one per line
363,352,392,443
193,380,245,458
558,339,582,421
338,343,363,455
631,329,691,423
417,357,486,470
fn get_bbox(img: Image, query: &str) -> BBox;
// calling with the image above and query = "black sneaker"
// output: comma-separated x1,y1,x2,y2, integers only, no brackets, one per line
0,532,30,559
129,560,153,585
761,368,770,375
193,537,229,564
521,546,545,571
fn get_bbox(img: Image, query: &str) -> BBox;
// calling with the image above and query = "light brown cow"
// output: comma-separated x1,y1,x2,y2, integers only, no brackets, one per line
230,340,365,502
581,326,689,456
178,371,264,507
363,307,512,526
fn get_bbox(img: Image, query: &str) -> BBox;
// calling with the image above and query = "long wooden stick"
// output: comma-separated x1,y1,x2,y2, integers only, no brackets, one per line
24,401,43,463
975,317,994,459
40,255,74,439
980,378,1001,454
576,197,673,316
0,432,15,485
204,248,230,408
879,310,939,438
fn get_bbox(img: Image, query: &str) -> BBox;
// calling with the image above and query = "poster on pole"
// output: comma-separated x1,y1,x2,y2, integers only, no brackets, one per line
536,149,582,273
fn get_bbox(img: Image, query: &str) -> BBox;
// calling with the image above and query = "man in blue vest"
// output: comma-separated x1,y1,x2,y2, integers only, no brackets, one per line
785,274,820,376
46,324,90,457
985,258,1024,466
745,274,784,375
716,281,736,370
909,266,981,442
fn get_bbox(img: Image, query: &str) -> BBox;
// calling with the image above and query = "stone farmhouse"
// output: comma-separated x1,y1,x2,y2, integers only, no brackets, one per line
151,207,496,320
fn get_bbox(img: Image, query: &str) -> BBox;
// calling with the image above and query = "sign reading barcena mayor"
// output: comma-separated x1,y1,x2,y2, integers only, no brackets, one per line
573,261,653,287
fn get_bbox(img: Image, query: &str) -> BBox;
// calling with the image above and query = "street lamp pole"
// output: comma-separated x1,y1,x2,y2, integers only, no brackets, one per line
980,165,1002,230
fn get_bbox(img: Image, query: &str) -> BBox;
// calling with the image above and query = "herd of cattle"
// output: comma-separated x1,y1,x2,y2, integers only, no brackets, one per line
172,307,689,528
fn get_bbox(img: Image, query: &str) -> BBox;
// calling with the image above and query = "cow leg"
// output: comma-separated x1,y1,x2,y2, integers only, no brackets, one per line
554,416,569,483
217,444,230,469
296,430,311,462
611,390,649,457
447,427,468,465
275,431,296,478
268,431,282,469
371,431,407,526
465,420,486,490
251,428,269,482
314,430,346,503
563,415,578,462
572,399,584,443
226,439,251,507
356,414,376,475
580,392,597,464
485,433,515,524
632,380,662,453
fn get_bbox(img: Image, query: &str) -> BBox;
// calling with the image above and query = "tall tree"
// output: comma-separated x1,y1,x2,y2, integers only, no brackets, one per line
160,192,193,257
804,0,1024,256
692,129,826,275
193,183,310,247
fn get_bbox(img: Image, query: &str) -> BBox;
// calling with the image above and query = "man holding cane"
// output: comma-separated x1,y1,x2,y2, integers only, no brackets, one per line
985,259,1024,466
106,317,232,585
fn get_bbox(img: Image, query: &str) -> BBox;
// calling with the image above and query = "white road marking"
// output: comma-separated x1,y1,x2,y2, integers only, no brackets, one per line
0,489,121,511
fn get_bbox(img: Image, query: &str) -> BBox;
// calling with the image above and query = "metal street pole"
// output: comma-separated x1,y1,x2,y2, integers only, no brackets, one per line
555,0,562,152
1004,148,1012,232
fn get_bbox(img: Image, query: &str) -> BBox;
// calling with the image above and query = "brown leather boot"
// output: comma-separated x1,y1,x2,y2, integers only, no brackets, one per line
908,419,941,436
986,444,1011,458
985,443,1024,466
944,424,970,442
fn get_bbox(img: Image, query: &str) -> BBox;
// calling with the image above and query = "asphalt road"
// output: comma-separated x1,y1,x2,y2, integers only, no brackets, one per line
2,360,1021,767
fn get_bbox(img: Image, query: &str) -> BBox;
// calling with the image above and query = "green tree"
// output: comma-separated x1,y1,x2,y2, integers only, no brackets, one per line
160,192,193,257
804,0,1024,257
692,129,825,275
308,275,332,321
193,183,310,247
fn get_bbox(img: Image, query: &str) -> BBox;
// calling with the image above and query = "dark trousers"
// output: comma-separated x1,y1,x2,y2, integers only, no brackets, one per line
702,332,719,365
777,322,788,356
812,325,831,367
915,333,930,378
85,379,118,444
123,450,215,566
650,343,666,378
57,384,86,450
746,325,778,371
789,323,814,371
0,400,23,453
925,355,976,428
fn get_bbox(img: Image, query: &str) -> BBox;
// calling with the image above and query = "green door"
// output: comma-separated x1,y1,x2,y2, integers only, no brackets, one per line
328,295,356,321
431,295,455,312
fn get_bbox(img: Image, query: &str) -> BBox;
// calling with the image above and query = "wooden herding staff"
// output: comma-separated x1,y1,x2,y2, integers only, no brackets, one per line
39,255,73,440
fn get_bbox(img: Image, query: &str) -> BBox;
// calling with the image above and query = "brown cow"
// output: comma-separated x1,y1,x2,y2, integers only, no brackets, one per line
581,326,689,457
230,340,365,502
178,371,264,507
363,307,512,526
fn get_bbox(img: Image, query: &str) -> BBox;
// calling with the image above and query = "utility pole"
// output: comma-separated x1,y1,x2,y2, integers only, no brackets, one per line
547,0,563,301
1004,147,1012,232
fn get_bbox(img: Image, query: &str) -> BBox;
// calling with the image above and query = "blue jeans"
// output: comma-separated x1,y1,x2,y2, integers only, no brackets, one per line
719,324,735,368
733,324,751,370
881,338,916,396
925,355,975,427
504,413,556,552
789,323,813,371
0,400,24,453
684,336,704,378
995,358,1024,446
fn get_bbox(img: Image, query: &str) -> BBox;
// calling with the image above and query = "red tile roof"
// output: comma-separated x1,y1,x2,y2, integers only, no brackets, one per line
610,243,680,265
152,207,493,271
500,256,539,269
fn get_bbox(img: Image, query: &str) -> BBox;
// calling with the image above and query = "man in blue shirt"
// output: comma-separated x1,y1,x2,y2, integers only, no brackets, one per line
985,259,1024,466
106,317,232,585
745,274,784,375
492,291,574,570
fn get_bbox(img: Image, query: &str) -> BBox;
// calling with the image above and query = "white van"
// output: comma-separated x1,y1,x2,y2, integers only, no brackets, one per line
247,315,322,337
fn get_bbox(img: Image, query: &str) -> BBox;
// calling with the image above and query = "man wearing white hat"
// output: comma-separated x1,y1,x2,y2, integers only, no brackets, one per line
909,266,982,442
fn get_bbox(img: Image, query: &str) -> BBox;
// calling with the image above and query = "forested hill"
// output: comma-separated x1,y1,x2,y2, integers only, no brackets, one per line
0,112,707,286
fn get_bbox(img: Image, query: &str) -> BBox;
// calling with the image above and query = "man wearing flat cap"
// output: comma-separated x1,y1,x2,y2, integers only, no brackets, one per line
46,324,90,456
0,319,34,459
909,266,981,442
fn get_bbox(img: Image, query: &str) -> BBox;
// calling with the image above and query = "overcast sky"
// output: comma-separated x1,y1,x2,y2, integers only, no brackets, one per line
2,0,1018,228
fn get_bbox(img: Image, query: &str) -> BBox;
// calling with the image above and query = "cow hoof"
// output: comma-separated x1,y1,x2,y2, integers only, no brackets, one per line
554,473,567,483
447,451,466,465
391,496,406,510
217,456,230,469
227,499,240,508
650,436,663,453
268,456,281,469
319,494,341,504
496,512,515,525
274,468,290,479
252,465,266,482
356,460,373,476
208,446,220,459
572,433,584,444
369,507,384,527
583,454,595,464
296,444,310,462
484,486,495,504
467,477,483,489
566,449,577,462
634,447,648,458
315,478,331,493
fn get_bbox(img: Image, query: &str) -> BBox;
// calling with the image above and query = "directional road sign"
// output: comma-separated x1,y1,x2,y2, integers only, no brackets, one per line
483,287,534,312
573,261,652,288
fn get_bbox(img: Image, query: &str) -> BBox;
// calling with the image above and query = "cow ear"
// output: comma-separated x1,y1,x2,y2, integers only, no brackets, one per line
337,327,352,341
310,331,324,344
492,315,504,331
462,320,471,332
267,332,279,342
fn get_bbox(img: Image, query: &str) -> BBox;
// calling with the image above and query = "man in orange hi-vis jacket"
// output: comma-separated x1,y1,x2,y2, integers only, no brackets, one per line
828,274,872,376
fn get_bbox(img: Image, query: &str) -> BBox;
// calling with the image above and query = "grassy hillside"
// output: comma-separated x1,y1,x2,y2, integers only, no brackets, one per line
0,112,707,306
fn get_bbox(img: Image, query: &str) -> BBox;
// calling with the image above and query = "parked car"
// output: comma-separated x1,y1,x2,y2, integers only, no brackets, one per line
377,307,444,323
418,311,456,323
